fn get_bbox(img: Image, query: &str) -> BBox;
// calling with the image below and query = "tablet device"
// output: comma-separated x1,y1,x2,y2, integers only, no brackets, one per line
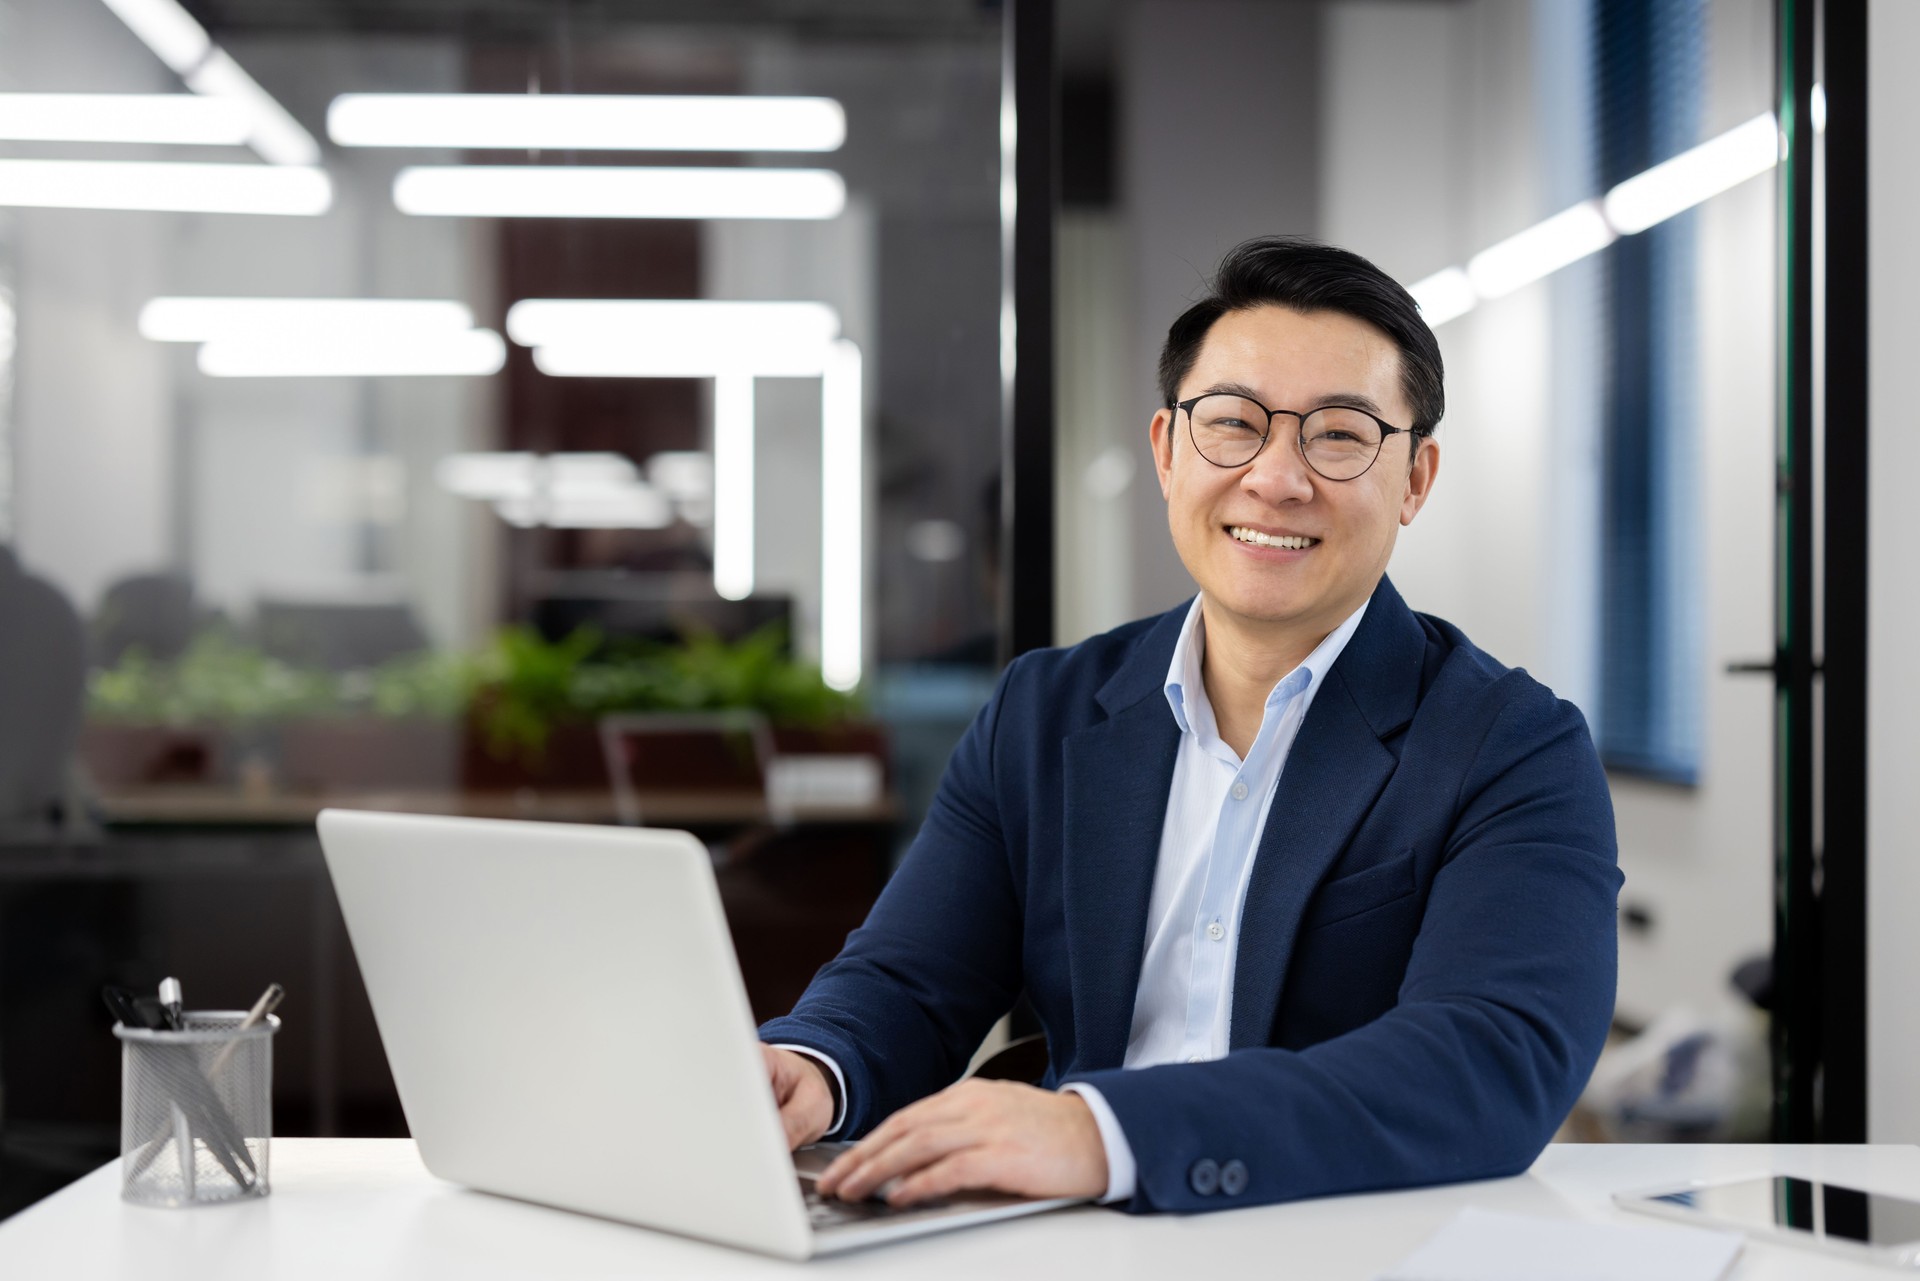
1616,1174,1920,1269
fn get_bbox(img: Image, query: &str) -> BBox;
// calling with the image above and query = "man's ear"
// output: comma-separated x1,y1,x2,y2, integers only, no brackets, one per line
1149,408,1176,499
1400,434,1440,526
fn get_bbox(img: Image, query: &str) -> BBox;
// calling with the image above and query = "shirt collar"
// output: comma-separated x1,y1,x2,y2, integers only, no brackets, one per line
1163,593,1373,740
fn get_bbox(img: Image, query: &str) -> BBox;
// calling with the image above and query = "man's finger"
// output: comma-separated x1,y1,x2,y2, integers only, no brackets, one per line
828,1122,974,1201
818,1086,974,1191
887,1148,989,1206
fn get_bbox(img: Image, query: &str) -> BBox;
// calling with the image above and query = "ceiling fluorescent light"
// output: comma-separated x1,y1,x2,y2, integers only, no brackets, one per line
495,485,672,530
435,451,638,500
185,49,322,166
1466,201,1615,300
1406,267,1477,328
712,375,755,601
0,158,329,214
392,166,846,220
1602,113,1779,235
98,0,212,76
329,94,846,153
197,328,505,377
510,299,840,377
820,339,863,692
141,297,474,343
0,94,250,145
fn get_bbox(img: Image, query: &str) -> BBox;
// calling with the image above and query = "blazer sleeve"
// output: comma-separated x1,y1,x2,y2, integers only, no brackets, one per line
757,661,1028,1137
1062,681,1622,1213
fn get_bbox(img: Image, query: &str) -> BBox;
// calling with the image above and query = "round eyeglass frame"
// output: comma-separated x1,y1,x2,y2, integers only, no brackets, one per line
1172,393,1430,481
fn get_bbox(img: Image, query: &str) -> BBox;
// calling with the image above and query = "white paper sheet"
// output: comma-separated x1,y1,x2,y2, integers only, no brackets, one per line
1378,1207,1743,1281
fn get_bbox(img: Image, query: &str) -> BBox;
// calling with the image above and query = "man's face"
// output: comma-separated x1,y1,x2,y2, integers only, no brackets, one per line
1149,304,1440,641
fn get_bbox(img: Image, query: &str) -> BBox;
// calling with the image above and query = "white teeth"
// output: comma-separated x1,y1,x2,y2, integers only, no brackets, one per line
1230,526,1317,550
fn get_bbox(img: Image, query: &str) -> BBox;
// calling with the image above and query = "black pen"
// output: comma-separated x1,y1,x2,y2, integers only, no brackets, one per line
158,977,183,1031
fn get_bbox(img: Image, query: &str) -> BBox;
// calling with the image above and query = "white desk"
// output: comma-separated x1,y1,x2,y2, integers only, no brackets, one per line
2,1140,1916,1279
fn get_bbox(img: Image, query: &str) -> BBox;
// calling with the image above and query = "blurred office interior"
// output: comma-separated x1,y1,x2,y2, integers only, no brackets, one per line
0,0,1913,1220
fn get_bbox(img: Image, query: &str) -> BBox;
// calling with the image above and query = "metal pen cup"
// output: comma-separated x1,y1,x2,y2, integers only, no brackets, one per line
114,1012,279,1207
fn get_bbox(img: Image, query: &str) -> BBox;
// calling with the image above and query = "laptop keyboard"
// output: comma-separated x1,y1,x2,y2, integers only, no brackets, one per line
800,1179,952,1228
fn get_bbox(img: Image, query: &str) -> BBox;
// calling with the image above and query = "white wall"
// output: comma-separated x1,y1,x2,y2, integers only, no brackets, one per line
1317,0,1777,1025
1867,0,1920,1144
1117,0,1324,620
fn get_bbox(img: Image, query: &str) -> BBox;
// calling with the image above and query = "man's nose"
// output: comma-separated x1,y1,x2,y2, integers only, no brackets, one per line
1240,423,1317,501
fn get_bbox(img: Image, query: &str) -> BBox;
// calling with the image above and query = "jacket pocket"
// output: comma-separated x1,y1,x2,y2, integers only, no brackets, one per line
1304,848,1417,931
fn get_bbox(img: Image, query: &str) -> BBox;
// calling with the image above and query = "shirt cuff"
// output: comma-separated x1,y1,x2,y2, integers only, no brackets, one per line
1058,1083,1136,1205
769,1044,847,1137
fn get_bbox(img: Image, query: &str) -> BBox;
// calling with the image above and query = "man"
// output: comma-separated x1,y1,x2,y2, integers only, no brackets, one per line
758,237,1620,1213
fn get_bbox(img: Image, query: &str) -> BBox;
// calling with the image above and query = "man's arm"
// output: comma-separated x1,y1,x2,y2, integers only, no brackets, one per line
757,660,1029,1138
1064,684,1621,1211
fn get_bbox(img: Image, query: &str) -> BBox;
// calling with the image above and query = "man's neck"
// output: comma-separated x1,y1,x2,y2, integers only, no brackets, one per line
1196,597,1349,758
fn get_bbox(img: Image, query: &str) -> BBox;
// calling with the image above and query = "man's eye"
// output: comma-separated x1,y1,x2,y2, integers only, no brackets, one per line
1208,419,1258,431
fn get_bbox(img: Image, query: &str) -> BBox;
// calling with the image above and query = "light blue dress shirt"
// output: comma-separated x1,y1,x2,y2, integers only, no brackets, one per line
785,592,1370,1204
1062,593,1369,1202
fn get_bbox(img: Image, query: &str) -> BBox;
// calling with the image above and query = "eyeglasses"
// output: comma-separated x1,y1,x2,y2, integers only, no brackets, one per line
1173,392,1428,481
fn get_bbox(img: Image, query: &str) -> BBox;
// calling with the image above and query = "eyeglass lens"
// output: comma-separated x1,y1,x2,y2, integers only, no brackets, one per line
1186,394,1386,480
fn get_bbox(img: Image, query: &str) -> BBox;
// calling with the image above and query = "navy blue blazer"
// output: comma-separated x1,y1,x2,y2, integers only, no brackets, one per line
759,576,1621,1213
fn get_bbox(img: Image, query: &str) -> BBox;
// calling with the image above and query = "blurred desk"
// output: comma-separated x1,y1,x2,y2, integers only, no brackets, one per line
4,1140,1918,1278
91,785,898,830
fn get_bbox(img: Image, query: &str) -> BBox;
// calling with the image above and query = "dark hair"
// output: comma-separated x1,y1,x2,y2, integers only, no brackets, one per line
1156,236,1445,434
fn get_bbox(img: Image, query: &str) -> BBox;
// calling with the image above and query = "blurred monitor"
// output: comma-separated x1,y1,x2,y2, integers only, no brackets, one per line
256,600,430,671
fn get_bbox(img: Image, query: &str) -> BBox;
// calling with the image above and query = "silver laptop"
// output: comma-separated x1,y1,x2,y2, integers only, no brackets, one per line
316,808,1085,1259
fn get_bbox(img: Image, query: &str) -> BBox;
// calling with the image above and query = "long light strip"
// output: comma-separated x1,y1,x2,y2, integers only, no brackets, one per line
98,0,323,167
329,94,846,153
510,299,841,377
0,94,250,145
1602,112,1779,235
197,328,505,377
184,49,322,166
1406,267,1477,328
393,166,846,220
1467,201,1616,300
712,375,756,601
820,339,863,692
142,297,473,342
98,0,211,75
1412,105,1810,328
0,158,330,214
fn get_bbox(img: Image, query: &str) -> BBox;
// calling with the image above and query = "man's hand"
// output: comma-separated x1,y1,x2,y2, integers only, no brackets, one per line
815,1078,1107,1206
763,1045,836,1150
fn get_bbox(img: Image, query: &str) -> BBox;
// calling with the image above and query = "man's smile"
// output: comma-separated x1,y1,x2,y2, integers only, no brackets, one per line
1226,524,1320,551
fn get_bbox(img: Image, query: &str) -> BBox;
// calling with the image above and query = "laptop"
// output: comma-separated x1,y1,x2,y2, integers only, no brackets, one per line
316,808,1086,1259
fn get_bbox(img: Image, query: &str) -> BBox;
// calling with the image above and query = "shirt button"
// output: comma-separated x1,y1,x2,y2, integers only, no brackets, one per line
1207,921,1225,942
1230,781,1249,801
1186,1054,1204,1064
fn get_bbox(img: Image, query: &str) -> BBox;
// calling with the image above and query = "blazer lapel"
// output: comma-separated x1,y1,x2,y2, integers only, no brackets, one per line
1059,607,1186,1072
1228,578,1428,1049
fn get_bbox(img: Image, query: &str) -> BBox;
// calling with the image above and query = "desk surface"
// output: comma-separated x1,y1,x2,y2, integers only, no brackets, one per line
3,1140,1918,1279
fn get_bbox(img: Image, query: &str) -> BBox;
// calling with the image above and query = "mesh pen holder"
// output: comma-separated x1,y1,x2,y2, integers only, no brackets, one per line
114,1012,279,1207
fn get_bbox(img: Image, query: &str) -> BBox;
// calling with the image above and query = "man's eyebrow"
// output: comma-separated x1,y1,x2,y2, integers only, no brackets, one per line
1199,381,1391,418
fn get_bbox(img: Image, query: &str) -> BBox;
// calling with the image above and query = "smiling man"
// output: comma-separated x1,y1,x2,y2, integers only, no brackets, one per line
758,237,1621,1213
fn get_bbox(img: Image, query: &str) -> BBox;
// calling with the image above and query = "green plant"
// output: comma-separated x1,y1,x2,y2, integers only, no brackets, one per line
471,625,601,761
368,649,477,721
87,632,337,726
470,622,860,766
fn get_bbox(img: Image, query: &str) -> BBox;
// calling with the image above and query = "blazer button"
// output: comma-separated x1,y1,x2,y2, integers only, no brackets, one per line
1188,1158,1220,1196
1219,1159,1248,1197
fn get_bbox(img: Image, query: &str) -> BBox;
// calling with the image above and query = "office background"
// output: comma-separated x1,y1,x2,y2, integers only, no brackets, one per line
0,0,1912,1221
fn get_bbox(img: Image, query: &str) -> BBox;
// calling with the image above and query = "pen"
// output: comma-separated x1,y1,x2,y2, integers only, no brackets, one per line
157,977,183,1031
206,983,284,1079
